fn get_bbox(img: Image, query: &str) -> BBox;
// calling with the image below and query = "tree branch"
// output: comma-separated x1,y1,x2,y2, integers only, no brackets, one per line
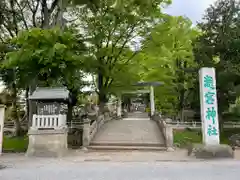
109,25,136,68
14,0,29,30
111,23,132,53
2,22,15,38
0,35,4,43
49,0,60,13
9,0,18,35
41,0,49,28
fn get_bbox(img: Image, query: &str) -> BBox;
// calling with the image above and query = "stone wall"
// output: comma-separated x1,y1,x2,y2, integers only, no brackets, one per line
26,128,68,157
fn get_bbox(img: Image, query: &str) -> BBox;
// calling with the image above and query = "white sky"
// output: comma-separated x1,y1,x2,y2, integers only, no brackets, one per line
164,0,216,24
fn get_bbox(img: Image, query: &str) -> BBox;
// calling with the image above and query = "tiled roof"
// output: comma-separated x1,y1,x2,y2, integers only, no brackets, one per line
29,87,69,100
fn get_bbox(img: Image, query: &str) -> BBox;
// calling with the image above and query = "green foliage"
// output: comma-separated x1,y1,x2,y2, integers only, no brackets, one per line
194,0,240,115
3,28,86,89
138,15,199,115
4,0,240,122
71,0,171,103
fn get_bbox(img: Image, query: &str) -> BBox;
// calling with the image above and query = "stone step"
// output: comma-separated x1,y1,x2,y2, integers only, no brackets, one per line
88,145,167,151
90,142,165,147
122,118,150,121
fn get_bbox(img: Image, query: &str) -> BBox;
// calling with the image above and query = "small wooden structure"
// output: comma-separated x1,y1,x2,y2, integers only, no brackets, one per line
26,87,70,157
28,87,70,129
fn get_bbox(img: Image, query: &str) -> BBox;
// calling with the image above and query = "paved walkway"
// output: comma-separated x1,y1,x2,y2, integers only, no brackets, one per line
91,118,164,145
2,149,240,164
124,112,149,119
1,154,240,180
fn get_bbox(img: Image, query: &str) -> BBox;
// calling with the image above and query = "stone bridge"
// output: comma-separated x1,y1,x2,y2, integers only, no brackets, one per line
85,112,167,151
24,111,172,157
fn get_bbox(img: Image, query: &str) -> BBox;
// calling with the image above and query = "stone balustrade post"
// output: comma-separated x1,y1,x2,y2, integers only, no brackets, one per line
0,105,5,156
59,114,67,127
165,125,173,148
82,119,90,148
117,96,122,118
150,86,155,116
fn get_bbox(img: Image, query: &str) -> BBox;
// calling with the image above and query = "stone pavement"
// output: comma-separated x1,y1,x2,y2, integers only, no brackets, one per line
1,150,240,180
68,149,240,161
1,157,240,180
0,151,189,166
125,112,149,119
91,119,164,145
2,149,240,165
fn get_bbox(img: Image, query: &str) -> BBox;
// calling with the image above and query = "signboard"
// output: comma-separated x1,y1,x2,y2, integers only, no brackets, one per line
0,106,5,155
37,102,60,115
199,67,220,145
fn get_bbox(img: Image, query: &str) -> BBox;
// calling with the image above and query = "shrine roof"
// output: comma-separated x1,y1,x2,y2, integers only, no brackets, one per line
29,87,69,101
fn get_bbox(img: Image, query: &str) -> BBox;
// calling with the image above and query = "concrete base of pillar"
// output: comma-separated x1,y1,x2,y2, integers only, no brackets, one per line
26,127,68,157
188,144,234,159
166,147,175,152
81,147,88,152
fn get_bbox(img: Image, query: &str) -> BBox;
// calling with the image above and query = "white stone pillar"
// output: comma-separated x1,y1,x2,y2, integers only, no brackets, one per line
117,95,122,117
150,86,155,116
82,120,90,148
59,114,67,127
199,67,220,145
165,125,173,148
0,105,5,155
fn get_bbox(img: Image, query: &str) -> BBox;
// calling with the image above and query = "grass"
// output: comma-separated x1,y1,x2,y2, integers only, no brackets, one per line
220,128,240,144
173,128,240,148
3,136,28,152
173,129,202,147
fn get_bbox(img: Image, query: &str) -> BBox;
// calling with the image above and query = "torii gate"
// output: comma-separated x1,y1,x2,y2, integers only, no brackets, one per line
117,81,163,117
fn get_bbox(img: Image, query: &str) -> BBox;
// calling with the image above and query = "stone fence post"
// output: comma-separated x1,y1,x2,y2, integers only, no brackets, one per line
0,105,5,156
82,119,90,149
165,125,173,148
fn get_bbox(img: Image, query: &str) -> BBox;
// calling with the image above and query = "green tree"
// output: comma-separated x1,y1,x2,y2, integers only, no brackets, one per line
0,0,70,129
139,15,198,117
3,28,86,122
194,0,240,129
0,42,24,135
72,0,171,111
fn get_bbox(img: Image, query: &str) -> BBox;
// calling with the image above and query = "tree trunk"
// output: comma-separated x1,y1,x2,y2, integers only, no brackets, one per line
25,86,29,127
67,102,73,123
218,113,224,134
12,83,22,136
99,91,107,113
179,88,185,122
98,73,108,113
127,97,131,112
56,0,65,30
29,81,37,127
41,0,50,28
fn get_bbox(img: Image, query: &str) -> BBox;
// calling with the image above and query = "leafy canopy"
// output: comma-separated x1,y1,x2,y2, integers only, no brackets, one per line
3,27,86,88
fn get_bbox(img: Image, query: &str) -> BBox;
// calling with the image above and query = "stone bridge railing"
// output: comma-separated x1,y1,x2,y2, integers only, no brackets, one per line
82,112,115,149
67,111,116,149
152,115,173,151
